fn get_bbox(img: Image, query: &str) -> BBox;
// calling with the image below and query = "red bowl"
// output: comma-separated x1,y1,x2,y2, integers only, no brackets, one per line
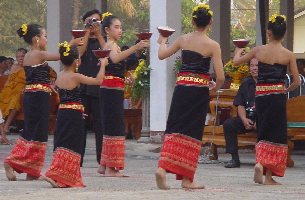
92,49,111,58
233,39,250,48
136,32,153,40
71,30,87,38
157,26,175,37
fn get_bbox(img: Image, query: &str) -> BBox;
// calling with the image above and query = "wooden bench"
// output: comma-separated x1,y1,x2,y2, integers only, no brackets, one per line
202,89,258,160
202,89,304,167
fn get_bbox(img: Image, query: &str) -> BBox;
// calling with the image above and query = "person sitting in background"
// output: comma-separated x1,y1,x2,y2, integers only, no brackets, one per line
5,57,15,75
223,58,258,168
0,48,27,144
0,56,8,76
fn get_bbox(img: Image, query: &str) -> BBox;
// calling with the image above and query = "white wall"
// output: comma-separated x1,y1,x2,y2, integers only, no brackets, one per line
294,16,305,53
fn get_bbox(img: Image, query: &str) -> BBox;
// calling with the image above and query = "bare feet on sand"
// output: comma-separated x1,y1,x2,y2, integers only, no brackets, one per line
155,168,170,190
97,165,106,174
254,163,263,184
264,170,282,185
0,135,12,145
4,163,16,181
41,176,60,188
181,177,205,189
104,167,126,177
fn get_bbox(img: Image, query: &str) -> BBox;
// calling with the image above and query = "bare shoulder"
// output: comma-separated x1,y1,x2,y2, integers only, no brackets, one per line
208,38,220,49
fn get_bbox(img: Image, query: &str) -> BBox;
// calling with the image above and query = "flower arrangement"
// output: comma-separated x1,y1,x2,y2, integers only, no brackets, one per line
132,59,151,100
224,60,249,76
224,59,250,88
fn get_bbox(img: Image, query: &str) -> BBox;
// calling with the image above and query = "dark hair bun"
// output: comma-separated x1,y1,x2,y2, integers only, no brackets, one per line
192,4,213,28
16,24,43,44
268,14,286,40
58,42,79,66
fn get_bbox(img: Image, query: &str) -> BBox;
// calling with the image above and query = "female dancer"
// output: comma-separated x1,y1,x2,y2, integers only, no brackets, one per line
98,12,149,176
233,14,300,185
155,4,224,189
43,42,108,187
4,24,81,181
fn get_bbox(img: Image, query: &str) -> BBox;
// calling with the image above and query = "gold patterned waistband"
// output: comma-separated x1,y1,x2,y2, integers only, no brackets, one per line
256,84,285,92
25,84,52,93
104,75,124,81
256,83,285,95
59,103,84,112
176,72,210,87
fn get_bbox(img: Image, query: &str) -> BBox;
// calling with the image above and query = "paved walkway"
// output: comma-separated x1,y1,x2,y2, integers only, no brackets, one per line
1,134,305,200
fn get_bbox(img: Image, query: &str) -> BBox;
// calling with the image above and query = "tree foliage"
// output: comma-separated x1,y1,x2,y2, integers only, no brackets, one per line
1,0,305,57
0,0,46,56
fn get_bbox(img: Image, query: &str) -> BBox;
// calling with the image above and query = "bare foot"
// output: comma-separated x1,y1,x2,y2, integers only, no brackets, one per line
97,165,106,174
155,168,170,190
0,135,12,145
264,177,282,185
181,177,205,189
4,163,16,181
104,167,126,177
26,174,40,181
254,163,263,184
41,176,60,188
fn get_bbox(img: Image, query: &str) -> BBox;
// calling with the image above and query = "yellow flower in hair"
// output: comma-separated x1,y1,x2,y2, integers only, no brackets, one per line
21,24,28,35
101,12,113,21
192,3,210,12
58,41,71,57
208,10,213,16
269,14,286,23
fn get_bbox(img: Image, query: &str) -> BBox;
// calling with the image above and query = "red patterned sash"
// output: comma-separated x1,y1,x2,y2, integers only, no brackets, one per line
100,74,124,89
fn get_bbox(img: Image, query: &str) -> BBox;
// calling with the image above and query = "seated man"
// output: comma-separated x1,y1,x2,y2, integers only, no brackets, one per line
223,58,258,168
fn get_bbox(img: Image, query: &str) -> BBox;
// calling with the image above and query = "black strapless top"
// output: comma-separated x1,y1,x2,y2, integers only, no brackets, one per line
180,50,211,74
58,87,82,104
257,62,287,84
24,63,51,85
105,59,125,79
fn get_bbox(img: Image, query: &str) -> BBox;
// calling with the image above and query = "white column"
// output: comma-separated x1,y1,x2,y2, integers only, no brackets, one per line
149,0,181,141
256,0,263,46
47,0,60,72
47,0,73,73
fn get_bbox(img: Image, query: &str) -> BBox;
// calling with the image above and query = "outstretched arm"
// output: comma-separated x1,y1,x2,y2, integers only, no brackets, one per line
158,35,181,60
75,58,108,85
233,47,256,66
